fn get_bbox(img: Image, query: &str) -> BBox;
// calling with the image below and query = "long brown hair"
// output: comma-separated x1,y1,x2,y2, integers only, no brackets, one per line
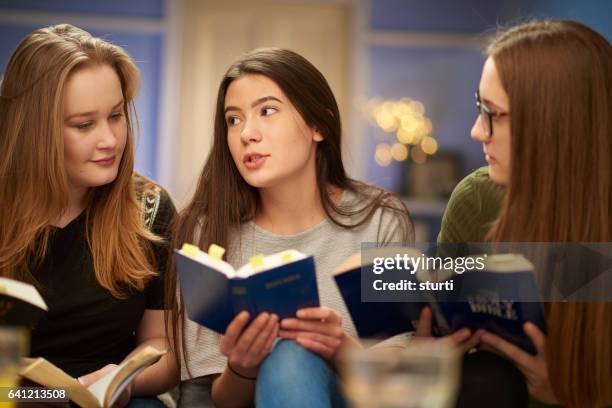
0,24,158,298
170,48,414,371
487,20,611,407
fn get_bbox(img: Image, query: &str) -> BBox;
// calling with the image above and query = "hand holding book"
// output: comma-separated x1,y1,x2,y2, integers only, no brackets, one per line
279,306,347,361
78,364,132,407
414,306,483,355
220,310,278,380
480,323,558,405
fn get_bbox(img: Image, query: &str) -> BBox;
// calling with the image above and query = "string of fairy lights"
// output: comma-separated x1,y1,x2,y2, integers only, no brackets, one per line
358,97,438,166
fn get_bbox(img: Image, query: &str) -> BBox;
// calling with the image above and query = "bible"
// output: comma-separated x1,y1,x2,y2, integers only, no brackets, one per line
176,243,319,334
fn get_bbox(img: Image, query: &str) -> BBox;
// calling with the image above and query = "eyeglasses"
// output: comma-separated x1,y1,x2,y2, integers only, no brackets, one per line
475,89,509,137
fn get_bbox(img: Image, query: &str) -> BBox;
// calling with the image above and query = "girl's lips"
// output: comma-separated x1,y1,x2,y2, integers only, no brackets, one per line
93,156,115,166
243,153,269,170
485,154,496,164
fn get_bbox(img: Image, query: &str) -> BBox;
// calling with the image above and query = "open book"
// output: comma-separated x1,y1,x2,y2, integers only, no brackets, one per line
20,346,165,408
176,243,319,334
0,277,47,327
334,249,546,354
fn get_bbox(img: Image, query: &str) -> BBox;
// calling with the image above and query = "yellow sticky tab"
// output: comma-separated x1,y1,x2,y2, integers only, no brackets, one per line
249,254,265,270
280,250,293,263
0,284,5,294
208,244,226,260
181,243,200,257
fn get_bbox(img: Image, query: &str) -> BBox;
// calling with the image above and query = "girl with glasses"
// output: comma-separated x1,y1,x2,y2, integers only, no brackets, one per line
441,20,611,407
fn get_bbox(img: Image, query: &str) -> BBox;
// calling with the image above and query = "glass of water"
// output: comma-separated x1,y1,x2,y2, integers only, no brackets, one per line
341,338,461,408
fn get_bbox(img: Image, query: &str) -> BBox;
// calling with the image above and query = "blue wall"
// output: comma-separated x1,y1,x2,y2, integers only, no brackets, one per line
0,0,164,18
371,0,506,33
504,0,611,40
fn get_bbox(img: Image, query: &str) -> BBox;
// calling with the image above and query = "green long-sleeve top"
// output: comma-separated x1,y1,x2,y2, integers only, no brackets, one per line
437,166,505,243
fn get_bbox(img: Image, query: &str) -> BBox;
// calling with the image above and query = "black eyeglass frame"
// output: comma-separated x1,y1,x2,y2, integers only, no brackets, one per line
475,89,509,137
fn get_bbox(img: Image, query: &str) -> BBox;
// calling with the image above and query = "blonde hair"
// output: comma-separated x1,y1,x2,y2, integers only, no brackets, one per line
0,24,158,298
487,20,611,407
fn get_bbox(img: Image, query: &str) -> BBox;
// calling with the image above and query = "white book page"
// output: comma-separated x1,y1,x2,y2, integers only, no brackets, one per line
179,248,237,277
88,366,148,407
235,249,307,278
86,346,164,407
0,277,48,310
86,365,119,407
481,253,534,273
85,362,150,407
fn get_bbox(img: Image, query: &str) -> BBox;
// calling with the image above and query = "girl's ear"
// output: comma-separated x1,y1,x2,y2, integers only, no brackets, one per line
312,128,324,142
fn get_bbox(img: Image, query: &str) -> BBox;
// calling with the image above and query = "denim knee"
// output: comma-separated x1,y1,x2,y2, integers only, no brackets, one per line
260,339,330,384
127,397,167,408
255,340,346,408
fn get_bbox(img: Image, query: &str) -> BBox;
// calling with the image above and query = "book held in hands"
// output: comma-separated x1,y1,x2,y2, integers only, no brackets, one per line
176,243,319,334
20,346,165,408
425,253,546,355
334,248,546,354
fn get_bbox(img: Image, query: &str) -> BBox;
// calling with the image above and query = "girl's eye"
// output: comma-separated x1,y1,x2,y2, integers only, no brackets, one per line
76,121,93,130
262,107,277,116
226,116,241,126
110,111,124,121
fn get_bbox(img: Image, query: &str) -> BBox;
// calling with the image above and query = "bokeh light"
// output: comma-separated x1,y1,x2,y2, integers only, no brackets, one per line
363,97,438,166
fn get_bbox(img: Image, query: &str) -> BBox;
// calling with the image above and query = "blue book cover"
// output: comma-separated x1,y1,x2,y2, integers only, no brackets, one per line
426,254,547,355
333,253,425,339
176,246,319,334
334,251,546,353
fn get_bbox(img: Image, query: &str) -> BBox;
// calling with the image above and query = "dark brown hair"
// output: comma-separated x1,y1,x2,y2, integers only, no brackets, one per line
167,48,414,372
487,20,611,407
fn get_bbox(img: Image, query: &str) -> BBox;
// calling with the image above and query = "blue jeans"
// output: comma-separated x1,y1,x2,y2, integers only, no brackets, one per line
127,397,166,407
255,340,347,408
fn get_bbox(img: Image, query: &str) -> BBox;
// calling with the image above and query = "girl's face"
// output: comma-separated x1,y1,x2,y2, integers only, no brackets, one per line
63,64,127,194
471,57,511,185
225,74,323,189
